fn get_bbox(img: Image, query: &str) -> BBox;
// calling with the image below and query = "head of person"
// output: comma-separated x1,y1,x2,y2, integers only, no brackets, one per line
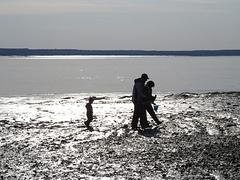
141,73,149,82
146,81,155,88
89,97,94,104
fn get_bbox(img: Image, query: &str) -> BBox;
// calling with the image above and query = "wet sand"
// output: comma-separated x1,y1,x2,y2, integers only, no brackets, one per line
0,92,240,179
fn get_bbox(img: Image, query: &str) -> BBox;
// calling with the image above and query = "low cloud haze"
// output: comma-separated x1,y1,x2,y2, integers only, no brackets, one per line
0,0,239,50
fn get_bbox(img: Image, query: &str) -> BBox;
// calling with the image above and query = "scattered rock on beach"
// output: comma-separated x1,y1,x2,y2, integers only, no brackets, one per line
0,92,239,179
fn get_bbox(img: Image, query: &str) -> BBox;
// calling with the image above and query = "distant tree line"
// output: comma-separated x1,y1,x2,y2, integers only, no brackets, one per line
1,48,240,56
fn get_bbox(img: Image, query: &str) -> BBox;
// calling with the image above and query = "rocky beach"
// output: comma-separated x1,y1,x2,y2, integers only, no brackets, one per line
0,91,240,179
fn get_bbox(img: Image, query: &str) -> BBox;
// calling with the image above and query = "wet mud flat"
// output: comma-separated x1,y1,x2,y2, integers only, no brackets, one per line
0,92,240,179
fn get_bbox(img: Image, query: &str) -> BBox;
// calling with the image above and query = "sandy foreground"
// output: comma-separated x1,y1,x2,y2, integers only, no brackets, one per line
0,92,240,179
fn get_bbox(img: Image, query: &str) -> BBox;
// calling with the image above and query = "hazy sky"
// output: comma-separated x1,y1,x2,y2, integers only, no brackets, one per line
0,0,239,50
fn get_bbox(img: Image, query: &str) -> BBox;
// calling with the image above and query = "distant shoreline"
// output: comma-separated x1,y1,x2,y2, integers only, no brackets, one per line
1,48,240,56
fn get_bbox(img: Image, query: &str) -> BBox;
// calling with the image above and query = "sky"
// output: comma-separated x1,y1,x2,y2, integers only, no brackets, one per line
0,0,240,50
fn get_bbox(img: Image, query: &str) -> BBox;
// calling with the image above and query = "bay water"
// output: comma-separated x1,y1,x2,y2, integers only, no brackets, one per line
0,55,240,96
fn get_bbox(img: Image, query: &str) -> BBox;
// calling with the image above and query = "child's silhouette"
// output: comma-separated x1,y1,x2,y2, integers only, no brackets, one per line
84,97,94,128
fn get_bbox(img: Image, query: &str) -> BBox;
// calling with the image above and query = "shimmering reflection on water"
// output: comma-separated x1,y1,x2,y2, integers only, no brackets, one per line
1,56,240,96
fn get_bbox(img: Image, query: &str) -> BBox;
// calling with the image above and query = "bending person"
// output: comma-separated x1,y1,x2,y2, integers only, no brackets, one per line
143,81,162,125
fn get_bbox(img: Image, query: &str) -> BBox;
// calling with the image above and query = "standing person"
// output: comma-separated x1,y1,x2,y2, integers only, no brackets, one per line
84,97,94,128
143,81,162,125
132,73,150,130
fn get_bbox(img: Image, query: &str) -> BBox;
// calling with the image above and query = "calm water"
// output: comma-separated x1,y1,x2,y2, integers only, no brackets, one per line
0,55,240,96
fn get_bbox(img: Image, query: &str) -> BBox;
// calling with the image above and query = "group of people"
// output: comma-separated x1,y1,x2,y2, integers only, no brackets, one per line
84,73,161,130
131,73,161,130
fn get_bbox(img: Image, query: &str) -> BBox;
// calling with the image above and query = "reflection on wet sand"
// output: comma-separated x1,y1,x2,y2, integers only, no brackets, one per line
0,92,240,179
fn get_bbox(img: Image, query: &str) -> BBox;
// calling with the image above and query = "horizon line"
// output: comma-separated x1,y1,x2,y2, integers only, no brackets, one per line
1,48,240,57
1,48,240,51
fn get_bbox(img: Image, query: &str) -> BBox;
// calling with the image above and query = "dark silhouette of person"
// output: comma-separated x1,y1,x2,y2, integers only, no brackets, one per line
131,73,150,130
143,81,162,125
84,97,94,128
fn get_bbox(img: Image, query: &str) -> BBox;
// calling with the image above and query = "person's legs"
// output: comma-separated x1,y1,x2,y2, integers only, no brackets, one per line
145,105,161,124
139,103,150,129
132,103,140,129
85,115,93,127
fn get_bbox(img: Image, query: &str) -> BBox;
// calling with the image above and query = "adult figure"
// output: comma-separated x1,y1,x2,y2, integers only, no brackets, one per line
143,81,162,125
132,73,150,130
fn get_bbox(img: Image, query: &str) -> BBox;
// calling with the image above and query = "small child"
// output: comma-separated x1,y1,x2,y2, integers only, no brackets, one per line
84,97,94,127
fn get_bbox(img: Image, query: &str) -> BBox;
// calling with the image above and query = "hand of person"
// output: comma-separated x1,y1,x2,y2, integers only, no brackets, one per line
153,95,157,101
